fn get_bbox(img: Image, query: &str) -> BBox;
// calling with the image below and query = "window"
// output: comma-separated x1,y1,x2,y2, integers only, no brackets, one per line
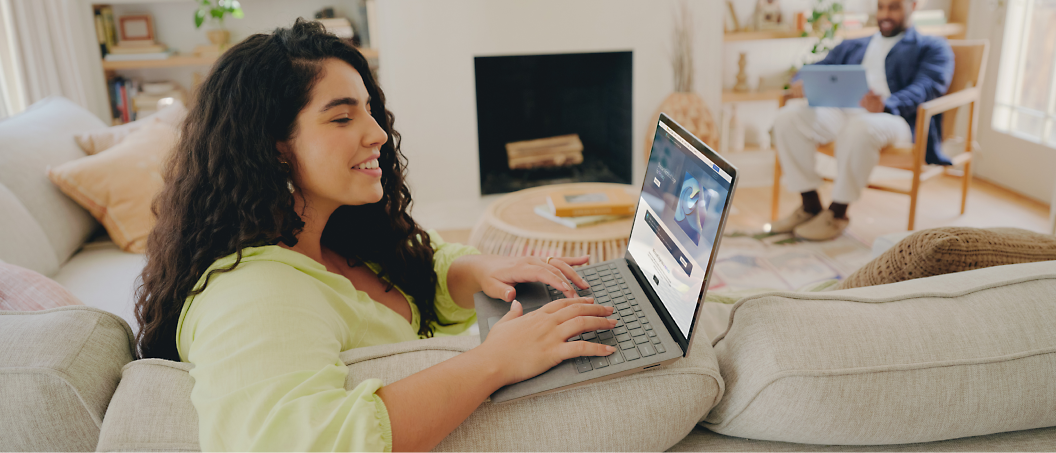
992,0,1056,148
0,0,27,119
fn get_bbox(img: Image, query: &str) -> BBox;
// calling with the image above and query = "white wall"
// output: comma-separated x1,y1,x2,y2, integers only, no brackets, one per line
376,0,723,229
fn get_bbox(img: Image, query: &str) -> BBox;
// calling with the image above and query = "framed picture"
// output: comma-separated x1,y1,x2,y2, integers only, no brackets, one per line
118,14,154,43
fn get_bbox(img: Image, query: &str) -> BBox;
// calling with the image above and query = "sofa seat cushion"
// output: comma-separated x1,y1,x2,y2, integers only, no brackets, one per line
99,334,724,452
0,96,105,272
0,306,134,451
703,260,1056,445
51,239,146,336
671,425,1056,451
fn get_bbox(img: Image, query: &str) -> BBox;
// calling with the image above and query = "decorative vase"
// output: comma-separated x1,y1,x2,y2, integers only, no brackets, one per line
644,92,717,162
206,29,231,48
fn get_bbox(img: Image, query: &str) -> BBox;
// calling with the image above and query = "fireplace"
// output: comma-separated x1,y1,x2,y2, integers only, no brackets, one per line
474,51,633,195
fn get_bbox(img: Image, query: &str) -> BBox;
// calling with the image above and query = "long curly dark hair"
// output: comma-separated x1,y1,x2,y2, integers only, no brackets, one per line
134,19,440,361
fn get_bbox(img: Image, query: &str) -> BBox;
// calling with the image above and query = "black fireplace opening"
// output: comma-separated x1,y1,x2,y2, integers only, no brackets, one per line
474,51,633,195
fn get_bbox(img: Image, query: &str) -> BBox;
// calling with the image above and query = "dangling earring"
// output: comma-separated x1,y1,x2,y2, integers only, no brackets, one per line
279,159,295,193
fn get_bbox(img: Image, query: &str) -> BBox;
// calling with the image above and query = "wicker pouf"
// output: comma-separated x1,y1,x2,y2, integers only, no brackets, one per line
468,183,636,265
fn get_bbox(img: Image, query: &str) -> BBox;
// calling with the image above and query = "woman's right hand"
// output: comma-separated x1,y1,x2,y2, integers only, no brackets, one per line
476,297,617,386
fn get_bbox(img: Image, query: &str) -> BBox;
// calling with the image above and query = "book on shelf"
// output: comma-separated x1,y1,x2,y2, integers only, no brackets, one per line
93,6,117,57
546,186,636,217
533,204,626,229
104,50,175,61
108,77,142,123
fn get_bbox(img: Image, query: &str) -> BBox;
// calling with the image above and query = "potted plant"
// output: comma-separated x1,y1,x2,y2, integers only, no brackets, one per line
644,0,717,161
194,0,244,49
803,0,843,58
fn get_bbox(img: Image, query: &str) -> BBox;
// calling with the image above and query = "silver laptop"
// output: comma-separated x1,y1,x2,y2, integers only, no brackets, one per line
474,113,738,403
799,64,870,108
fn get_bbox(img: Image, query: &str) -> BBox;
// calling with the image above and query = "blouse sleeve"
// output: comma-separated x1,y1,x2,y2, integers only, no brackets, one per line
426,230,480,335
180,261,392,452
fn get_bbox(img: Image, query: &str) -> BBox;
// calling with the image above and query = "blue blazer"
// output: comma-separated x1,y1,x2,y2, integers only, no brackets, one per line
797,27,955,165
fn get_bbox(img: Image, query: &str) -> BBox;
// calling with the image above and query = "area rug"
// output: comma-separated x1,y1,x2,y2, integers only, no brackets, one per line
707,230,873,293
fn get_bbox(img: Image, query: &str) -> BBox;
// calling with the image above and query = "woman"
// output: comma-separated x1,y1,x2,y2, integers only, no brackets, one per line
134,19,616,451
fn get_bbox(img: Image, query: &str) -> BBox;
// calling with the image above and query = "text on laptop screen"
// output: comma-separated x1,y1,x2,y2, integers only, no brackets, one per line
627,122,731,338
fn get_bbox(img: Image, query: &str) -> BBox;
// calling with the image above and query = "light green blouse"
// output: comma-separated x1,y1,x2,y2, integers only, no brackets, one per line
176,231,479,452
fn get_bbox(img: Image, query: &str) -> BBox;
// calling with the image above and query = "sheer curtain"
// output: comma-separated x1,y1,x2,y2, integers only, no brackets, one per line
0,0,109,120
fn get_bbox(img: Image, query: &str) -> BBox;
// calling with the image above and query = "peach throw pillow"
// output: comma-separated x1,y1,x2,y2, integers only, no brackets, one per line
74,100,186,155
48,122,176,253
0,263,83,311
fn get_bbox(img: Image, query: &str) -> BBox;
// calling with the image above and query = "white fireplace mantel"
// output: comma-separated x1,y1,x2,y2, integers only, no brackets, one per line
376,0,722,230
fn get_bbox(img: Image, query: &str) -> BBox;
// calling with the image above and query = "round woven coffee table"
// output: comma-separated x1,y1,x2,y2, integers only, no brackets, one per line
468,183,636,265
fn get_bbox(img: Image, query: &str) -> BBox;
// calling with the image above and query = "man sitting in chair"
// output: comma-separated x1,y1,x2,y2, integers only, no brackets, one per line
771,0,954,240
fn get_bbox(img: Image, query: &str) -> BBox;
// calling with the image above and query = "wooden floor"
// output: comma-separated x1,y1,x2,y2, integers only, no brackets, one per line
749,175,1051,246
437,175,1051,248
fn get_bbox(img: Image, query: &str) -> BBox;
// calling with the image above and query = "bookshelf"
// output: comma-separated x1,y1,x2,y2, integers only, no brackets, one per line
101,55,217,70
91,0,380,125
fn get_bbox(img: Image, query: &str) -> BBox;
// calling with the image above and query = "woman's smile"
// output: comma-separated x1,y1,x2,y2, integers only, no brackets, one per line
352,156,382,177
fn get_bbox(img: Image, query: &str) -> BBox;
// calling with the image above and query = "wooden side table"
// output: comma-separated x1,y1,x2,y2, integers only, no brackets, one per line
468,183,636,265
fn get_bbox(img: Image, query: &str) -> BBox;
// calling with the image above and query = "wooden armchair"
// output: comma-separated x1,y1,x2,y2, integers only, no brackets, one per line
771,39,990,230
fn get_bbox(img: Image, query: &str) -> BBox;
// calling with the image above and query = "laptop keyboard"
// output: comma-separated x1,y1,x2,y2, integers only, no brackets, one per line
544,262,667,373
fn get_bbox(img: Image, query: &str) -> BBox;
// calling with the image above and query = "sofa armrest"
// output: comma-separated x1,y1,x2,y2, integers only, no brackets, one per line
0,306,133,451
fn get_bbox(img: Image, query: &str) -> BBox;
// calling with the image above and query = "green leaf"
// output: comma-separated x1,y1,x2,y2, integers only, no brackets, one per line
231,8,244,19
211,8,225,19
194,9,206,28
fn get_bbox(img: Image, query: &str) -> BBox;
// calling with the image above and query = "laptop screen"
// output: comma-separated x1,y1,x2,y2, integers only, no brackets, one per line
626,117,733,339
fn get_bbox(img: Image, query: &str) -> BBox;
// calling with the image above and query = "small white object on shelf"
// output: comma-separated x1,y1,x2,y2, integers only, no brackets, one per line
104,50,174,61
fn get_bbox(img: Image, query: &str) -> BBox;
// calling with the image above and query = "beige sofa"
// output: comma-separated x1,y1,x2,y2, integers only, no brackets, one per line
2,97,1056,451
3,259,1056,451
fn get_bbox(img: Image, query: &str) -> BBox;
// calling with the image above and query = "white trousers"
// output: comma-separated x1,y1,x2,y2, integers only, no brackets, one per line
772,103,913,204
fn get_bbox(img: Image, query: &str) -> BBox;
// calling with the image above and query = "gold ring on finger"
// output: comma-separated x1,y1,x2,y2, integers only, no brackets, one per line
546,256,553,265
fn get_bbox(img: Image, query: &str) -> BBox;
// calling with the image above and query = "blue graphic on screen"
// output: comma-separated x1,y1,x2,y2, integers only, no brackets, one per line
673,172,719,246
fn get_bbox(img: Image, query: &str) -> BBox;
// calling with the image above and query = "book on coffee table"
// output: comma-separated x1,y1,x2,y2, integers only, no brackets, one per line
546,186,635,217
533,204,626,229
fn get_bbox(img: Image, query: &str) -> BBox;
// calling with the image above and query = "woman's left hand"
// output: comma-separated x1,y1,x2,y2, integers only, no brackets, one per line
471,255,591,302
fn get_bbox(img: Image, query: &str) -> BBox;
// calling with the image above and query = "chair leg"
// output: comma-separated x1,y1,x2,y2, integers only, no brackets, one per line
960,158,971,215
771,154,782,222
908,166,921,231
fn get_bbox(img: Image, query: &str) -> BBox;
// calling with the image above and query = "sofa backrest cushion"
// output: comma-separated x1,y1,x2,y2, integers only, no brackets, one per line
703,259,1056,445
98,334,725,452
0,181,59,275
0,96,105,273
0,306,134,451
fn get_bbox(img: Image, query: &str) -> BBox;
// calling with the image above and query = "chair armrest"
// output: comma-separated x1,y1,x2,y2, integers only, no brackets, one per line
917,87,980,120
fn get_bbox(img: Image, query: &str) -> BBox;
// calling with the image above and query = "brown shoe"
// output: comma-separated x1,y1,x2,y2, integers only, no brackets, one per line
793,209,849,241
769,206,819,234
